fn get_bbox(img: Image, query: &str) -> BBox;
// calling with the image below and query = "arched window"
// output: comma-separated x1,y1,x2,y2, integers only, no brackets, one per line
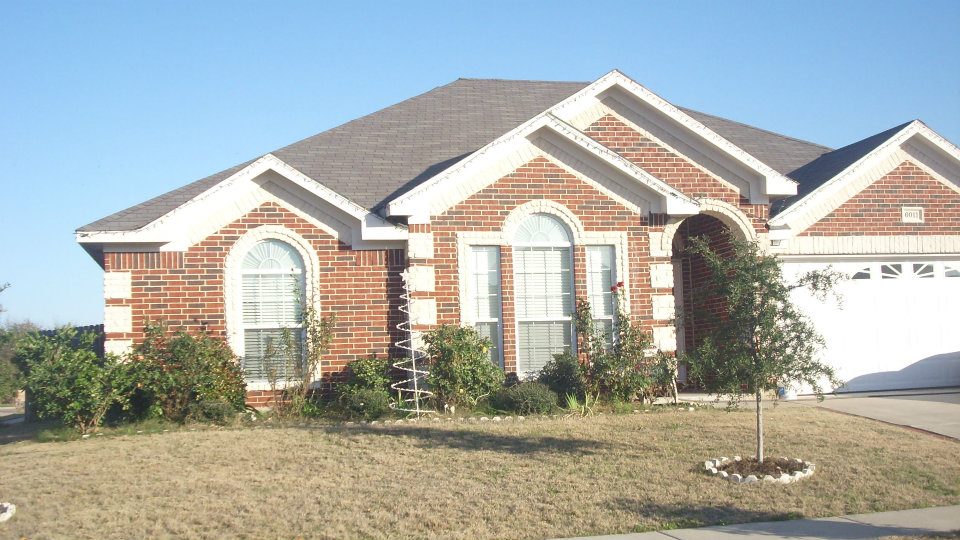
240,239,305,382
513,213,575,374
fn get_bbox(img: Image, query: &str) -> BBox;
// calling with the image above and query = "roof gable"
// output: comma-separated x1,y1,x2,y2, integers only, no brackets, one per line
769,120,960,237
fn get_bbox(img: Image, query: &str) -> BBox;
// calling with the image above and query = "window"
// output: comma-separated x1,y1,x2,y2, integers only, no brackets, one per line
513,214,575,374
240,240,305,382
880,264,902,279
586,245,617,346
912,263,935,279
851,266,871,280
946,265,960,278
468,246,503,367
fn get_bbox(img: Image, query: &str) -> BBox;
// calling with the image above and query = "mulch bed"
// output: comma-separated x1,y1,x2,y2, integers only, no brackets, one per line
718,457,805,477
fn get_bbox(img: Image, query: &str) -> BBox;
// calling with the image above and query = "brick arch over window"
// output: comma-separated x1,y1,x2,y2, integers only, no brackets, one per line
223,225,320,385
502,200,586,244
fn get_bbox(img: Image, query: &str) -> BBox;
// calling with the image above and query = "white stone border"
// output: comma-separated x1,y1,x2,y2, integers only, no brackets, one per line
703,456,816,485
0,502,15,523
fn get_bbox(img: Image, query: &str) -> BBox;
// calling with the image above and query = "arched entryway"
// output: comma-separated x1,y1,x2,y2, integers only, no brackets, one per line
672,214,735,359
665,200,756,386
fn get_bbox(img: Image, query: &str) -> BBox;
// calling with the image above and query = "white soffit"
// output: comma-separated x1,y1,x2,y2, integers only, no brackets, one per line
75,154,408,250
769,121,960,238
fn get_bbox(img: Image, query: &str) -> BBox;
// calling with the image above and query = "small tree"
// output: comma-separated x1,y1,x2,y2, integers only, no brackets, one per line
573,285,655,402
266,305,336,417
685,234,844,462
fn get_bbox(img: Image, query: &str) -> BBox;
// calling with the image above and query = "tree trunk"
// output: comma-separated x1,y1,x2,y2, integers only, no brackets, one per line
755,390,764,463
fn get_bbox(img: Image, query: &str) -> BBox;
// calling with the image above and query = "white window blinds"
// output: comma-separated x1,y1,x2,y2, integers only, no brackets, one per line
586,245,617,345
513,214,575,374
240,240,305,382
468,246,503,367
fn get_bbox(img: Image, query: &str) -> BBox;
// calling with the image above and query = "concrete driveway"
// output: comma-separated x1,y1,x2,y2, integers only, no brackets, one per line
807,389,960,439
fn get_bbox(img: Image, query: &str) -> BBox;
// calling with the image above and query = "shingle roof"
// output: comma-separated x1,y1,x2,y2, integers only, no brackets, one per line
79,78,833,232
772,121,913,215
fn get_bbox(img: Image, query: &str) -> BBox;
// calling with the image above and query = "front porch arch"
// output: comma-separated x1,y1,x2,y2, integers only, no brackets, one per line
655,198,756,258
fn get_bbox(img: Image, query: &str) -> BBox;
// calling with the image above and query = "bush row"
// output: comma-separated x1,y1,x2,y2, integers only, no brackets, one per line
13,287,678,430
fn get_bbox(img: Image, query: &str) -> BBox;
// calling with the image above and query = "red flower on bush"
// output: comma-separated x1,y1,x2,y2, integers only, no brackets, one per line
610,285,618,292
617,281,625,288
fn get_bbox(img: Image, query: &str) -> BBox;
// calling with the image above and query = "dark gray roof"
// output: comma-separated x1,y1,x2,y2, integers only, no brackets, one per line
80,78,834,232
771,121,913,215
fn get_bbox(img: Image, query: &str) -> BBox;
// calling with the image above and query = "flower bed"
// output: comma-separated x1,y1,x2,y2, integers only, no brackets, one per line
703,456,815,484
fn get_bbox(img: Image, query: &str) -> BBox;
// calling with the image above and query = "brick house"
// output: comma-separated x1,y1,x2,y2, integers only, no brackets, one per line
76,70,960,403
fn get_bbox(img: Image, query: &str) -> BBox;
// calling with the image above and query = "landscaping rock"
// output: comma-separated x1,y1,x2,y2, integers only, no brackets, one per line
734,456,742,462
704,460,715,470
480,417,489,422
719,471,729,479
0,502,16,523
743,475,759,484
729,474,742,483
778,474,792,484
492,416,502,422
762,475,776,483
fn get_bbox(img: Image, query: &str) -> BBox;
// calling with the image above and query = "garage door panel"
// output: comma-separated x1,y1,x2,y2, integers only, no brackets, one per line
784,260,960,393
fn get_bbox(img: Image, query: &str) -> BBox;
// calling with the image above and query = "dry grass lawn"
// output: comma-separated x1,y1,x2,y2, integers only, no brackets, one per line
1,406,958,539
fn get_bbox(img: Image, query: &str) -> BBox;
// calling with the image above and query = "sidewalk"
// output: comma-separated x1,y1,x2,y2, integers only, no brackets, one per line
557,505,960,540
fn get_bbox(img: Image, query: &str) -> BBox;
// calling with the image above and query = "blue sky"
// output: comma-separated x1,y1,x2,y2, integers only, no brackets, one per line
1,0,958,327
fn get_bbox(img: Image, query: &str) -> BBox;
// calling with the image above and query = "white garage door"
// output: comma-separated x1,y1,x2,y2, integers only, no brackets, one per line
783,259,960,393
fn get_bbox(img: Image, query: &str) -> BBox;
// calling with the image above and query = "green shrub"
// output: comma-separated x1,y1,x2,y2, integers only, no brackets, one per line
126,323,246,422
342,355,392,394
0,356,19,404
423,325,504,408
574,288,655,402
489,382,557,415
185,398,237,424
537,352,585,403
341,388,391,420
18,328,126,433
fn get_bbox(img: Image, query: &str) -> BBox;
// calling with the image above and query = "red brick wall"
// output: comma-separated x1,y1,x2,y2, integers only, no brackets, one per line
424,156,667,373
801,161,960,236
583,114,768,232
105,202,405,401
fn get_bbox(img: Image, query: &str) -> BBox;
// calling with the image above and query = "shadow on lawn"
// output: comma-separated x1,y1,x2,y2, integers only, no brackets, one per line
311,422,616,456
610,500,941,538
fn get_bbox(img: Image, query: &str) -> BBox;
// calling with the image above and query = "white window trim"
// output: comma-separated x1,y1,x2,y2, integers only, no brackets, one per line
586,245,618,345
224,225,321,391
465,245,505,368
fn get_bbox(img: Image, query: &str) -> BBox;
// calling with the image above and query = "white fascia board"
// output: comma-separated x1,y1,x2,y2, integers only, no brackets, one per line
538,115,699,216
769,121,960,235
551,70,798,198
387,110,699,219
75,154,407,250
